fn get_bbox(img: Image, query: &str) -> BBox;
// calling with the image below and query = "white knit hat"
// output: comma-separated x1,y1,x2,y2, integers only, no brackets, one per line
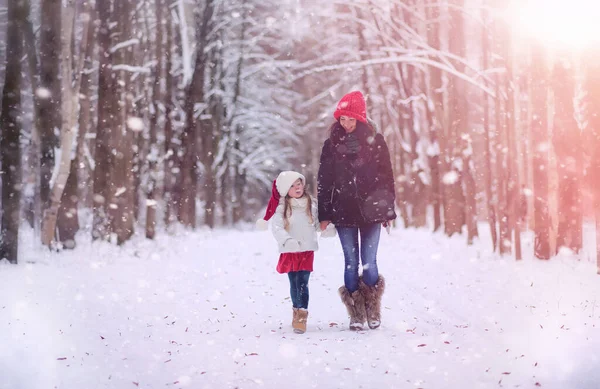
275,171,305,197
255,171,306,231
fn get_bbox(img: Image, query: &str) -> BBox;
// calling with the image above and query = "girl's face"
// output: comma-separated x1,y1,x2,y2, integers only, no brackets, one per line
287,179,305,199
340,116,357,133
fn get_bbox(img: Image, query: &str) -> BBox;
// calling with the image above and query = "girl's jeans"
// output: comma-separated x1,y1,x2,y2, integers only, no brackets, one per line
337,223,381,293
288,271,310,309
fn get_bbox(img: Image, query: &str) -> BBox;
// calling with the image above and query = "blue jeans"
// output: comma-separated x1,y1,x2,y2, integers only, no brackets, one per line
288,271,310,309
337,223,381,293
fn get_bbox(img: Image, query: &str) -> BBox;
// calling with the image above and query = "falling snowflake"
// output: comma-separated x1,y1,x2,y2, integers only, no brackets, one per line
36,87,52,99
442,171,459,185
127,117,144,132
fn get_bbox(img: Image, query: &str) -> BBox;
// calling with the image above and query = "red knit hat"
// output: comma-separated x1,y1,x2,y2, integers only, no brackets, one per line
333,91,367,123
256,180,280,230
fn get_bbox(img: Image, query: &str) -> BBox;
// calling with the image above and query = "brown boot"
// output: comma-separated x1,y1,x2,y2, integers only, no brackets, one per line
292,308,299,328
359,275,385,329
294,309,308,334
339,286,367,330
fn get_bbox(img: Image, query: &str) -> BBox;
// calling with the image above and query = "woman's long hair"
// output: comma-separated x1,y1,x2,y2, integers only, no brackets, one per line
328,119,376,141
283,190,313,231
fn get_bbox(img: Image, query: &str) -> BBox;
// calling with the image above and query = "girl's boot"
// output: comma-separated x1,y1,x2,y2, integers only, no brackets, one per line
292,308,299,328
338,286,367,330
294,309,308,334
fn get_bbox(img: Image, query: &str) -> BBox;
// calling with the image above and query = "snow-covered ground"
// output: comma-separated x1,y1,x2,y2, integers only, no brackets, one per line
2,225,599,389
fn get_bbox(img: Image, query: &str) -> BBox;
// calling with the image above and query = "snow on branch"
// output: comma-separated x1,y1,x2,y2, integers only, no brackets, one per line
110,38,140,53
112,65,151,74
292,56,496,98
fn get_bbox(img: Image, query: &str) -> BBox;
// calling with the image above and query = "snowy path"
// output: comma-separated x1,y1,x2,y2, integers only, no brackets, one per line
1,227,599,389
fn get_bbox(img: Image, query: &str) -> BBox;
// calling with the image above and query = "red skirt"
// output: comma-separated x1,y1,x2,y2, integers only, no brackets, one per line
276,251,314,274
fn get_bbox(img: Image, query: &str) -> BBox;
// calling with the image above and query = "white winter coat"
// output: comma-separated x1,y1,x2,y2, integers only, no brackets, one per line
271,196,319,253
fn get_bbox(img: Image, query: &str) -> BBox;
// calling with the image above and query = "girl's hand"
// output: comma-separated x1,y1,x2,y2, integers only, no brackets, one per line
320,221,331,231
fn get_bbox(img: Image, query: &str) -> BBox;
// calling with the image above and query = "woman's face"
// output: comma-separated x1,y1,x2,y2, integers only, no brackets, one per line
287,179,305,199
340,116,357,133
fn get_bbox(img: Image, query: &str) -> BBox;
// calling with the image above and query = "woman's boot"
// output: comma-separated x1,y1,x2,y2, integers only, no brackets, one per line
338,286,367,330
292,308,299,328
359,275,385,329
294,309,308,334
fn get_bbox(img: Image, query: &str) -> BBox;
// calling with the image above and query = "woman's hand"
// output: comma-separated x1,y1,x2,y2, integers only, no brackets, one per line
382,221,392,234
320,220,331,231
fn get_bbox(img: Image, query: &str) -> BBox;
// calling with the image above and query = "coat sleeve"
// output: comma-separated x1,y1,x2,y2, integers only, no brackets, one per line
270,203,293,246
374,134,397,219
317,140,334,222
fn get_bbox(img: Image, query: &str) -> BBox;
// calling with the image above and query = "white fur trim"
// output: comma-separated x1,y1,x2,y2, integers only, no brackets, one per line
275,171,305,197
255,218,269,230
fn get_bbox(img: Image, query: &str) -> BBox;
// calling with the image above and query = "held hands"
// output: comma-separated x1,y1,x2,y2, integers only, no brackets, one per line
321,222,337,238
283,238,301,252
320,221,331,231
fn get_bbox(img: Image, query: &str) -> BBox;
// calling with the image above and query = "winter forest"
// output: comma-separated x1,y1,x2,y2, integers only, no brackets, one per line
4,0,600,387
0,0,599,266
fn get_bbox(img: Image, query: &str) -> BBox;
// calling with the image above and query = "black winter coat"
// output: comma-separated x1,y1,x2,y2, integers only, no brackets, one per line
317,122,397,227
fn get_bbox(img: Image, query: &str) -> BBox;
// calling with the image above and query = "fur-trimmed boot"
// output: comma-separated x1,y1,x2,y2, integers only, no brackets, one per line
338,286,367,330
293,309,308,334
359,275,385,329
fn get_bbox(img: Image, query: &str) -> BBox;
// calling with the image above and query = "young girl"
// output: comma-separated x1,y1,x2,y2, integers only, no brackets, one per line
256,171,335,334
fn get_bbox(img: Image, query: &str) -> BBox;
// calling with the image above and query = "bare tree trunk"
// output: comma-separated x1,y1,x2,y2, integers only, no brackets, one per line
481,9,497,251
39,0,61,218
427,0,444,232
110,0,135,244
163,9,175,228
92,0,115,241
41,4,76,248
553,59,582,254
57,1,93,248
22,0,44,232
445,0,467,237
179,0,215,228
504,30,521,260
588,49,600,273
75,2,96,212
146,0,164,239
494,72,509,255
531,43,551,260
0,0,25,263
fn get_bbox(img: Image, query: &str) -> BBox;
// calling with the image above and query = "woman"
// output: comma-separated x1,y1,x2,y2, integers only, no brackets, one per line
317,90,396,330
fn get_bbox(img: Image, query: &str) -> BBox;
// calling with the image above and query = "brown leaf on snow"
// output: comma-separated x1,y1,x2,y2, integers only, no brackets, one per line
417,344,427,347
246,352,258,356
132,382,139,386
535,383,541,387
502,372,511,375
343,367,351,370
57,357,67,360
100,335,105,340
164,359,171,363
444,341,450,344
329,322,338,327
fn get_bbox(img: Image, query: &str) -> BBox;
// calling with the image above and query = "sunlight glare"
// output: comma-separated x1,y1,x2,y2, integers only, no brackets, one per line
510,0,600,49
